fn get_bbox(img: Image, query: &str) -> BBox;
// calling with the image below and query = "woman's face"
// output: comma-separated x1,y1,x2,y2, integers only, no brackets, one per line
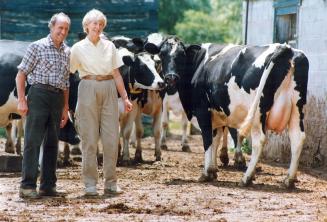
86,19,105,38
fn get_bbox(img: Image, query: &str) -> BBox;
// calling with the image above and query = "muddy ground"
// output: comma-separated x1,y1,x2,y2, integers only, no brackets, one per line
0,134,327,222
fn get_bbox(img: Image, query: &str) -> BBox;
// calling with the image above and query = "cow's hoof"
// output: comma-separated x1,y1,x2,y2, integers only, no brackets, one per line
134,155,143,163
234,156,247,171
5,142,15,154
283,177,296,189
161,144,168,150
71,147,82,155
134,150,143,163
198,173,209,182
154,150,161,161
208,166,218,180
234,161,247,171
239,176,253,187
220,154,229,167
198,172,217,182
182,145,191,152
15,142,21,155
120,159,132,166
63,159,74,167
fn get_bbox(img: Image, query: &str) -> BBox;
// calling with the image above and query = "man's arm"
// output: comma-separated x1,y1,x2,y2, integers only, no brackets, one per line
60,88,69,128
15,71,28,117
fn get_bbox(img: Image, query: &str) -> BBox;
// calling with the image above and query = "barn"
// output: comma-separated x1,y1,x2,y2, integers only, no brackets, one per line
243,0,327,167
0,0,158,44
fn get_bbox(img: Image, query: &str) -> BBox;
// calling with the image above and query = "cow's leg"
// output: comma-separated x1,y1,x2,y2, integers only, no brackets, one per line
134,111,144,163
284,106,305,189
219,127,229,166
14,119,24,155
121,109,138,165
160,97,169,150
152,112,162,161
5,122,14,153
181,113,191,152
240,128,266,186
199,127,223,182
194,106,214,182
63,142,71,166
233,130,247,170
129,124,137,147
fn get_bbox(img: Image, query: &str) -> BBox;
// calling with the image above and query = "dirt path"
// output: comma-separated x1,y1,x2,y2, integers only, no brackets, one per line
0,135,327,222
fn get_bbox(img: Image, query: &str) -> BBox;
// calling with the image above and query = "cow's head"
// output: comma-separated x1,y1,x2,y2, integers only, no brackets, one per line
144,33,190,94
119,48,164,91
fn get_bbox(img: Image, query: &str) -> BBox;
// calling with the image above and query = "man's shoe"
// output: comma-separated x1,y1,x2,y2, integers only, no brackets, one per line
84,186,99,197
104,184,124,195
19,188,40,199
39,188,67,197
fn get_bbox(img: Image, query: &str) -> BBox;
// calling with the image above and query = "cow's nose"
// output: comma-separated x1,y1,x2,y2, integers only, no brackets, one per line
165,74,178,86
158,81,165,89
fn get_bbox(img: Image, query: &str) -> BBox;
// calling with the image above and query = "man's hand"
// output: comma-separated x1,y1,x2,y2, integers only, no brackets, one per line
17,98,28,117
60,106,69,128
124,99,133,113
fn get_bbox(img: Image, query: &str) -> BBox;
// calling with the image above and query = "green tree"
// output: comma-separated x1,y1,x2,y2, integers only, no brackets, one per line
159,0,211,34
174,0,242,44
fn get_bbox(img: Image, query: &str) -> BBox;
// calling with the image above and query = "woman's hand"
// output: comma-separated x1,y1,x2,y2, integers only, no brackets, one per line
123,98,133,113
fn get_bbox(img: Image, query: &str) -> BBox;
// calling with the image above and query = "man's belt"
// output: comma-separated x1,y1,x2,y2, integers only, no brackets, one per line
33,83,63,93
82,75,114,81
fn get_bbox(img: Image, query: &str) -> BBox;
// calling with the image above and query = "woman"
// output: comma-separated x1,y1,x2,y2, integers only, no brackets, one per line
70,9,132,196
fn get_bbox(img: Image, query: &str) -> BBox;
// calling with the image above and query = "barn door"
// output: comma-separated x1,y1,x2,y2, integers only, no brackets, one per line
273,0,300,48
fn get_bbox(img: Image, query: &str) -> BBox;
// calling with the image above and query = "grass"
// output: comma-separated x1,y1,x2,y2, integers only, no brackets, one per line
0,128,6,138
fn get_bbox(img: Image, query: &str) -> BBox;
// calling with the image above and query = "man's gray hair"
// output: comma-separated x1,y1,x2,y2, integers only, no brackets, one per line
48,12,71,29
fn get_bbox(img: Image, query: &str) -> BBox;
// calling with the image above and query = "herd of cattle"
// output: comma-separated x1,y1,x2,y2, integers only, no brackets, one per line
0,33,309,189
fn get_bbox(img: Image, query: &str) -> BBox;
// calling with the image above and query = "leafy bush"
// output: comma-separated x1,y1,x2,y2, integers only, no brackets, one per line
0,128,6,138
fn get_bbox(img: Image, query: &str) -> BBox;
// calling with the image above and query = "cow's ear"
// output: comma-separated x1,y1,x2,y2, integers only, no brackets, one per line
113,39,126,49
122,55,135,66
132,38,144,52
185,44,201,57
144,43,160,54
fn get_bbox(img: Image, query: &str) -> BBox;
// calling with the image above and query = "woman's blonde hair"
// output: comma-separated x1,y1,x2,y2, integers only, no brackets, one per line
82,9,107,33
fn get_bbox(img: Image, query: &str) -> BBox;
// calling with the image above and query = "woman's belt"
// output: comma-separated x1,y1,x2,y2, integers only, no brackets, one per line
82,75,114,81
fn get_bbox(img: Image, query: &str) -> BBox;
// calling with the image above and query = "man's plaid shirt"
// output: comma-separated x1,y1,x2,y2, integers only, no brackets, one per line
17,35,70,90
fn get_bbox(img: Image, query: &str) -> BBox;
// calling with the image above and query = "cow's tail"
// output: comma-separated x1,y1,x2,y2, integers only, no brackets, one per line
239,44,293,138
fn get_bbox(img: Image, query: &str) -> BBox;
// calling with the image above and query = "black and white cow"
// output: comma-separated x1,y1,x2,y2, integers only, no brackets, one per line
113,37,165,164
145,34,309,188
0,40,80,155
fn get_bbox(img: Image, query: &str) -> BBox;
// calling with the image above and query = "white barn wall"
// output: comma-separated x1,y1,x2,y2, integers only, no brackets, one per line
298,0,327,96
243,0,274,45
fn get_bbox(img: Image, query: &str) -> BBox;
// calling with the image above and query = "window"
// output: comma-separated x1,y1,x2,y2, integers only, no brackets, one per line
274,0,300,48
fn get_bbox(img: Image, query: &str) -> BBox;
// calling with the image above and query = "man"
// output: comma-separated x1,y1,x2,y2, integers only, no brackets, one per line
16,12,71,199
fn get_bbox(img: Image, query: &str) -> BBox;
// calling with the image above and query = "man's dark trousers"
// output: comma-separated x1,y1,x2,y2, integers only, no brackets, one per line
21,85,64,191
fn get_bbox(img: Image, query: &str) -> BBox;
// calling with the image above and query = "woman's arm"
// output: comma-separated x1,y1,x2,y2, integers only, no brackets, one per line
112,68,133,112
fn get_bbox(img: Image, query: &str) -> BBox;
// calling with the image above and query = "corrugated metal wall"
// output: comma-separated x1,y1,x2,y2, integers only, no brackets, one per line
0,0,158,44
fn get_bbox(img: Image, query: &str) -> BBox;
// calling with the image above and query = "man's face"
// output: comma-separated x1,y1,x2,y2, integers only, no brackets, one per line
50,18,70,45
